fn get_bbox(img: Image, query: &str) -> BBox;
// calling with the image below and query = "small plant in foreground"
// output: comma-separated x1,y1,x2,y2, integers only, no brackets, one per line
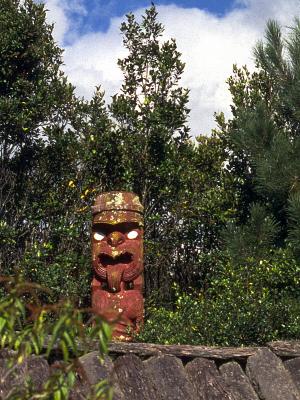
0,274,113,399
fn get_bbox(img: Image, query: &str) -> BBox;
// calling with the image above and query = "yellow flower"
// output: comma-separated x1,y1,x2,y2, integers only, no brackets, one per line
77,206,88,213
17,355,24,364
68,180,75,188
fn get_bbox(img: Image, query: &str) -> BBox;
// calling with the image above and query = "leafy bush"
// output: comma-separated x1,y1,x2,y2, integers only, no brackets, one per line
22,244,91,305
138,248,300,346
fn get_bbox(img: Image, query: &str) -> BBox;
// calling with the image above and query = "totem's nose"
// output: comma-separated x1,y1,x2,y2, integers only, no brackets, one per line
107,231,125,247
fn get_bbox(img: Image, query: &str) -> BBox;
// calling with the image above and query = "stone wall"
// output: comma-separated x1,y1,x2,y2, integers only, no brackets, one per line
1,341,300,399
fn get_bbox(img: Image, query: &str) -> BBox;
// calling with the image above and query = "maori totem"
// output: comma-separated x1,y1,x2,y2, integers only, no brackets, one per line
91,192,144,341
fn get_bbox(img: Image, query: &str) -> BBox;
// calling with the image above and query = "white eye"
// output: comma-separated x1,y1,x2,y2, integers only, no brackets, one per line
94,232,105,241
127,230,138,240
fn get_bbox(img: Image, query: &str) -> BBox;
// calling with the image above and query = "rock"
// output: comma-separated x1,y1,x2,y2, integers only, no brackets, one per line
185,357,235,400
284,357,300,394
144,354,196,400
246,348,300,400
219,361,259,400
0,350,50,398
77,351,113,385
112,354,157,400
268,341,300,357
70,351,124,400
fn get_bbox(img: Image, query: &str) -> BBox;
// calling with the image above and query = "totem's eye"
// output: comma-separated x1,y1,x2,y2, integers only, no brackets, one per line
127,230,138,240
94,232,105,241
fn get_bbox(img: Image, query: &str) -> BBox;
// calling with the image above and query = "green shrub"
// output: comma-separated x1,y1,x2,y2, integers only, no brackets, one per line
21,244,91,306
138,248,300,346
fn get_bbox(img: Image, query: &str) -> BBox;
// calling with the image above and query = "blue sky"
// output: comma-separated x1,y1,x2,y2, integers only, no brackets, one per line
45,0,300,136
64,0,244,36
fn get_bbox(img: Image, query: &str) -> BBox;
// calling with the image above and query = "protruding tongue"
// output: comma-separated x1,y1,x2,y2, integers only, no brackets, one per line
107,264,125,292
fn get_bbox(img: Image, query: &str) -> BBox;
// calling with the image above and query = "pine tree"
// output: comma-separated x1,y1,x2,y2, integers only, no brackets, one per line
221,19,300,260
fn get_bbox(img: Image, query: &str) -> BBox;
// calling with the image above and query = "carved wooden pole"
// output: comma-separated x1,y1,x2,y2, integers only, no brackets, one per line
91,191,144,341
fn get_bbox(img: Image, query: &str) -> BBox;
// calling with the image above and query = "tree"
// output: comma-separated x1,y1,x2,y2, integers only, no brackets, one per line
109,6,191,299
0,0,94,304
218,19,300,262
107,6,235,301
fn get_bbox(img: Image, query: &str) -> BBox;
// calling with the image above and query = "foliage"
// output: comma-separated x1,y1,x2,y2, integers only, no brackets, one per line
0,0,93,306
1,1,236,307
219,18,300,259
2,0,300,349
0,275,112,399
223,203,279,264
109,6,191,299
139,17,300,345
107,7,237,299
138,248,300,346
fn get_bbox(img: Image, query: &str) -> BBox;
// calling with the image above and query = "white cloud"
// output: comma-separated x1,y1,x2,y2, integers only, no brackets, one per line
157,5,259,135
235,0,300,27
62,17,126,101
45,0,300,136
44,0,69,43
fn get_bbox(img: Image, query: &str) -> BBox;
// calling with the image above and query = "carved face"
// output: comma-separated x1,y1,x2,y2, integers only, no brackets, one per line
92,218,143,293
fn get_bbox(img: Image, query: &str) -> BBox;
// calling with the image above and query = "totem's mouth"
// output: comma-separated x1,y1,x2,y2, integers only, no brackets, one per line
97,252,134,293
98,252,133,267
